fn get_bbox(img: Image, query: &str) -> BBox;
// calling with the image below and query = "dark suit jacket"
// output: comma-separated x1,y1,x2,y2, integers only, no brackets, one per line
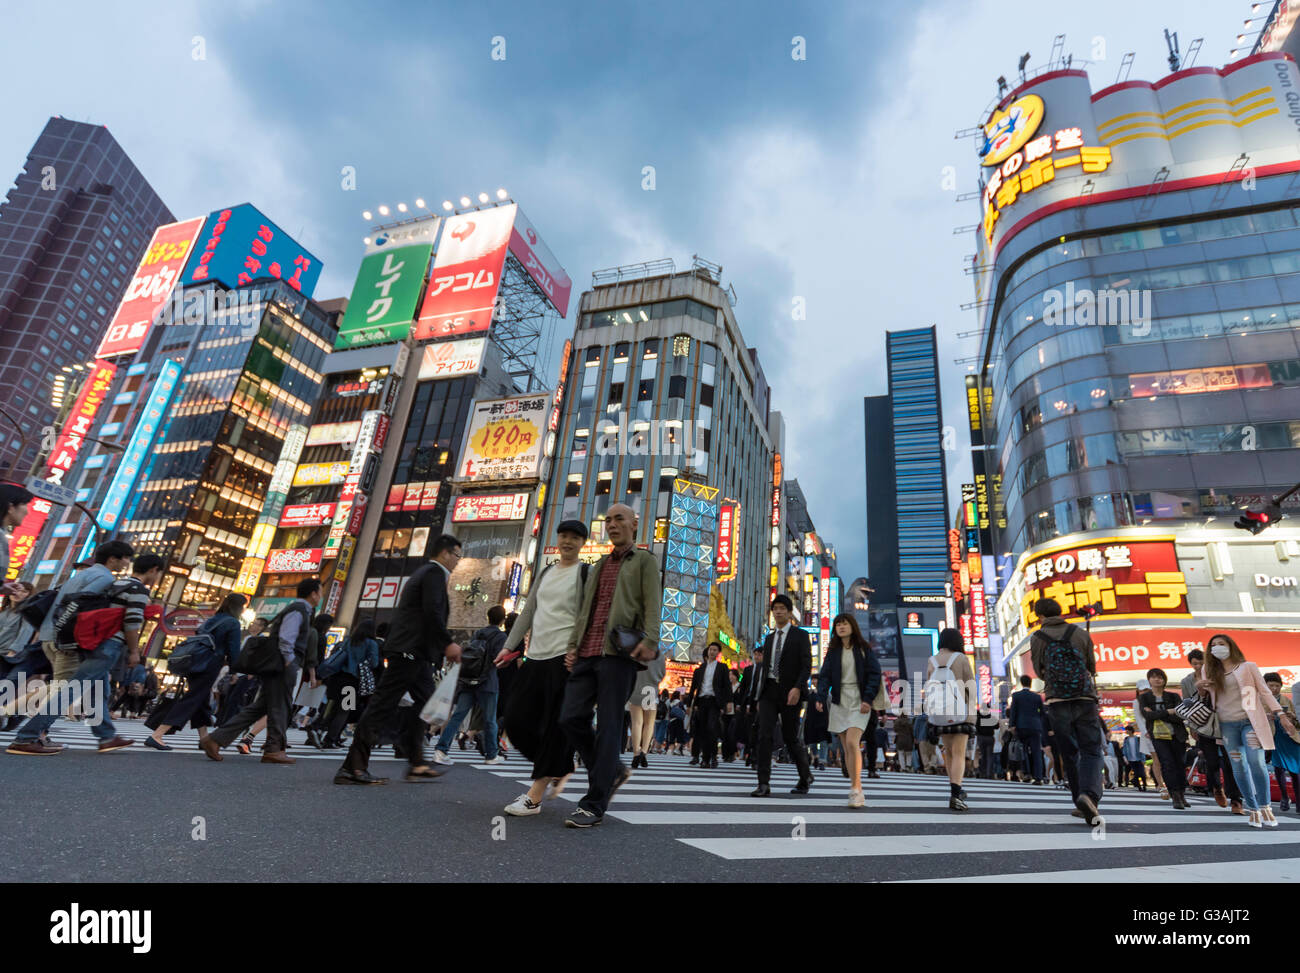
385,561,453,665
757,626,812,701
687,659,733,706
817,642,882,709
735,666,762,710
1008,688,1046,732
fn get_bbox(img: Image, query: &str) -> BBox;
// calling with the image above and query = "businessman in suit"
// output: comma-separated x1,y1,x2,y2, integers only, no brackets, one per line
751,594,814,797
736,647,764,766
335,533,464,785
1007,674,1048,784
686,641,734,768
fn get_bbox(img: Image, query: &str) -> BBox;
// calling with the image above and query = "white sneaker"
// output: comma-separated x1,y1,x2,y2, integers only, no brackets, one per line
484,756,504,765
847,790,866,809
504,794,542,816
431,750,453,766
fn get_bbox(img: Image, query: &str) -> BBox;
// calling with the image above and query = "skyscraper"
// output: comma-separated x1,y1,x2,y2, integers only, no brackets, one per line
0,117,172,477
864,326,949,616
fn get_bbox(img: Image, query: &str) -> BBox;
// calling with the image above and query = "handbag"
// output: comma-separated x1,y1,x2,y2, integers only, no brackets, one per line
610,625,654,670
419,662,460,727
233,608,292,676
872,679,889,711
1173,695,1212,733
358,660,375,697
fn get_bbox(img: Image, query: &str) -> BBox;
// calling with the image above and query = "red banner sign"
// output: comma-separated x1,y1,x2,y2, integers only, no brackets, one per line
414,204,516,340
716,502,737,581
265,548,324,574
278,502,336,528
451,492,530,523
95,217,206,358
1024,628,1300,677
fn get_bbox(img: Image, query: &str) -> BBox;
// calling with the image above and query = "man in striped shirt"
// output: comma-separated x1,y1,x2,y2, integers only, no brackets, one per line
7,553,164,755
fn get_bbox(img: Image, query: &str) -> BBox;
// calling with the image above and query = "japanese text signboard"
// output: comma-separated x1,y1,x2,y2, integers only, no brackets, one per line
334,220,437,349
180,204,321,295
96,217,206,358
716,502,737,582
458,393,548,481
265,548,324,574
450,493,530,523
414,204,516,340
417,337,485,380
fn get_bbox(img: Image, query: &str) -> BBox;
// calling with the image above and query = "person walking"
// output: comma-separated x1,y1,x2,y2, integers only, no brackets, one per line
894,711,914,773
1137,668,1190,809
432,605,508,765
202,579,320,765
685,641,732,769
8,552,163,755
923,628,977,811
558,503,662,828
1198,634,1296,828
1264,672,1300,812
146,593,245,751
803,674,830,771
735,649,764,766
975,705,997,778
749,594,814,798
1180,649,1242,813
627,648,666,770
335,535,464,785
721,670,742,762
817,612,881,808
1007,675,1047,784
1122,726,1147,790
314,617,380,750
497,522,590,816
1027,597,1106,826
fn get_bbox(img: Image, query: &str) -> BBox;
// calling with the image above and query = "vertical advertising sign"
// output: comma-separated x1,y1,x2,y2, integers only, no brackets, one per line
820,566,831,639
333,218,438,349
8,362,118,578
235,423,309,594
715,501,737,581
96,217,206,359
414,203,517,340
75,360,183,563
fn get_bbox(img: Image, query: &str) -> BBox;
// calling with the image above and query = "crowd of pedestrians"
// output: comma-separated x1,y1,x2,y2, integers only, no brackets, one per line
3,510,1299,832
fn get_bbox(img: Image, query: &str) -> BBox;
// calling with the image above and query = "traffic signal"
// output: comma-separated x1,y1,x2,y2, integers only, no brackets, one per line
1234,503,1284,534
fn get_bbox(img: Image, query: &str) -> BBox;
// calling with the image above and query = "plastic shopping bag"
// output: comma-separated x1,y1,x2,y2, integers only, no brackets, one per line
420,663,459,728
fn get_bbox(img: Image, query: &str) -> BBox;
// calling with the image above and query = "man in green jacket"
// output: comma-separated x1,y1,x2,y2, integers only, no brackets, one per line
559,503,662,828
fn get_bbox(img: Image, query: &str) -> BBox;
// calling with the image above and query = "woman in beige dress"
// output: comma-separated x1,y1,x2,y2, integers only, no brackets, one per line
816,614,881,808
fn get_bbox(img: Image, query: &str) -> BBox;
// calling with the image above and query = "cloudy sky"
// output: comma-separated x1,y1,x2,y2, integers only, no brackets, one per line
0,0,1251,578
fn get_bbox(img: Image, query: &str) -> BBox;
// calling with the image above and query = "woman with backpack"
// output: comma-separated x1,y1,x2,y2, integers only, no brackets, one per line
924,628,977,811
1137,668,1190,809
146,593,246,751
311,618,380,750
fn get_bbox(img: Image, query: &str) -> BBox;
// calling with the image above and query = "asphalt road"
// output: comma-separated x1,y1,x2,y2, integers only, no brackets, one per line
5,719,1300,883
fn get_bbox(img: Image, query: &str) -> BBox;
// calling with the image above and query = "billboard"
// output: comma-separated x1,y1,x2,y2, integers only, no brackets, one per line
292,461,349,487
414,204,516,340
1025,627,1300,679
278,502,337,528
716,501,737,582
265,548,324,574
450,492,530,523
446,557,509,630
7,361,118,578
417,337,486,380
333,219,438,349
95,217,206,359
305,421,361,447
180,204,322,295
458,393,548,481
508,206,572,316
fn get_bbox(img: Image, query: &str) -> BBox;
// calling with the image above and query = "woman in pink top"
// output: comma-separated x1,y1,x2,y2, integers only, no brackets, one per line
1198,633,1298,829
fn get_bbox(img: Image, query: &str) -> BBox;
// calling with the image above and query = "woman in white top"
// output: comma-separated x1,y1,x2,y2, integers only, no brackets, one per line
497,524,589,816
815,613,881,808
1198,633,1297,828
925,628,977,811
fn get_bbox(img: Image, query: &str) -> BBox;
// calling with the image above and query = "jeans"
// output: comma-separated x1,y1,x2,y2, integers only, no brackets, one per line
560,654,639,816
1046,698,1106,802
17,637,124,742
436,685,499,759
1016,729,1045,780
1220,718,1270,812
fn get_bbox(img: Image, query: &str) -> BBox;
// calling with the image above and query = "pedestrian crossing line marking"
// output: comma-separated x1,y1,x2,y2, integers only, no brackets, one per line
541,793,1224,810
890,857,1300,882
677,829,1300,861
608,810,1291,826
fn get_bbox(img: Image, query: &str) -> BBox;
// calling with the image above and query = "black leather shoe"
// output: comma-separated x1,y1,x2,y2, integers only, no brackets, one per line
790,778,812,795
334,768,388,785
689,756,699,765
867,771,881,779
750,784,772,797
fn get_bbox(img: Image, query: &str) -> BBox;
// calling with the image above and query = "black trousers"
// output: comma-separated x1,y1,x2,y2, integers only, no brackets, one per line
559,654,638,816
864,710,879,772
1197,735,1241,799
1152,736,1187,793
695,696,722,762
342,653,435,773
721,711,738,760
755,684,810,785
211,662,299,753
504,655,575,781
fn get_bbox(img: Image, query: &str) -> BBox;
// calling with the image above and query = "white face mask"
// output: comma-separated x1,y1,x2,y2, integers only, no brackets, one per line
1210,644,1231,660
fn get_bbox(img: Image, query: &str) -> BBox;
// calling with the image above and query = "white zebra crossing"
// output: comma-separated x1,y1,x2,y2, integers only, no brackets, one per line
485,753,1300,877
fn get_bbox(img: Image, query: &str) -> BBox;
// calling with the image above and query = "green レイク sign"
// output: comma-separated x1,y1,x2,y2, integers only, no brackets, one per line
334,242,433,349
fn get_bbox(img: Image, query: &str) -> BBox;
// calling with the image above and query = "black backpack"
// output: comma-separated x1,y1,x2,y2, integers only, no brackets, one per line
1038,624,1094,699
51,589,115,652
458,631,493,687
19,587,59,627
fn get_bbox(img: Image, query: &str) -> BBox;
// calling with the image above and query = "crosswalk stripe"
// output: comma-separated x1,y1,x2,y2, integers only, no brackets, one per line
891,858,1300,882
609,810,1293,826
677,830,1300,861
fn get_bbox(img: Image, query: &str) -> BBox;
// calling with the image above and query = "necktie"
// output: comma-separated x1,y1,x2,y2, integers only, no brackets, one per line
774,630,784,678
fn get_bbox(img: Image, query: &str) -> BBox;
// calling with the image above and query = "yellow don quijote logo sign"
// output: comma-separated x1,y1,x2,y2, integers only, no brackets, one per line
981,93,1045,166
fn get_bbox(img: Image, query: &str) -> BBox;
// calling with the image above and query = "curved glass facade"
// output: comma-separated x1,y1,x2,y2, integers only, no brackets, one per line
980,192,1300,559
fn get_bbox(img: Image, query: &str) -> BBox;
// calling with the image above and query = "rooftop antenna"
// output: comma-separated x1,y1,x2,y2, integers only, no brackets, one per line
1164,28,1181,72
996,75,1008,97
1018,52,1031,82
